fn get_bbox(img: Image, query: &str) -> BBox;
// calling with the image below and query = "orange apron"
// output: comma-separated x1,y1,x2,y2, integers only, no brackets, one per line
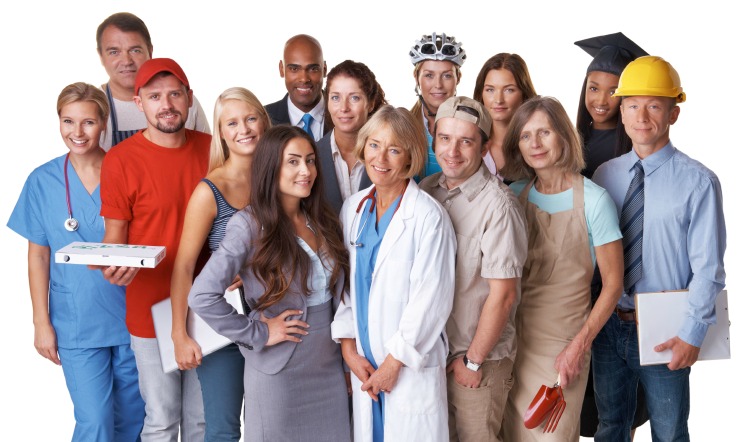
503,175,593,441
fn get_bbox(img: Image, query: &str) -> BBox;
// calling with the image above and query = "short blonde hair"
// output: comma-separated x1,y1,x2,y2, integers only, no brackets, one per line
355,105,426,179
57,82,109,128
209,87,272,173
501,96,584,181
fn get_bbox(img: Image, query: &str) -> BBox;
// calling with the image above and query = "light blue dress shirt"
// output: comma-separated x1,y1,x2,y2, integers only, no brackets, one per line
295,236,332,307
593,143,726,347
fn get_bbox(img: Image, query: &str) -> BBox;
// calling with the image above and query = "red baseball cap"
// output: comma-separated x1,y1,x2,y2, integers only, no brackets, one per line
134,58,190,96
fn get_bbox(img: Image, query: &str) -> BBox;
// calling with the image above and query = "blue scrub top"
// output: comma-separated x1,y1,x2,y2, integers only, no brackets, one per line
7,154,129,349
354,193,402,442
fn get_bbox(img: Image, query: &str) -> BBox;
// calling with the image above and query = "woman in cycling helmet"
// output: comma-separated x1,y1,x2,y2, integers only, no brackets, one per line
409,32,466,178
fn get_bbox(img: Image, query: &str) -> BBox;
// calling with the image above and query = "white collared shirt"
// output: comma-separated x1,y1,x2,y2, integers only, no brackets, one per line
287,95,326,141
330,131,366,200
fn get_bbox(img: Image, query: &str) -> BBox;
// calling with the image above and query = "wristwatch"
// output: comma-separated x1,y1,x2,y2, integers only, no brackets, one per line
463,354,481,372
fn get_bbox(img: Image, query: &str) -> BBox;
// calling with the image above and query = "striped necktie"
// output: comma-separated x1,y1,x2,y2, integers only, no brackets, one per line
300,113,315,140
620,161,644,295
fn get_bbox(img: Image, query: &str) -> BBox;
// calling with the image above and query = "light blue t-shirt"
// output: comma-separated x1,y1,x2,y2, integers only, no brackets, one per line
509,176,622,266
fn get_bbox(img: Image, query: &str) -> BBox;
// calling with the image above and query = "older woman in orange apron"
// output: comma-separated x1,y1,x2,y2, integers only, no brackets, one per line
499,97,623,441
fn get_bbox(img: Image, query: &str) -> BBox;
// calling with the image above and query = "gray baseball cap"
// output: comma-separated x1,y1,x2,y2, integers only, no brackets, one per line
435,96,491,138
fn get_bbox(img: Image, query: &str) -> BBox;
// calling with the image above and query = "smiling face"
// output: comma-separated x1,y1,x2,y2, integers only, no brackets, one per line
417,60,459,114
219,99,266,157
279,37,326,113
481,68,524,124
434,117,484,189
98,26,152,97
327,75,370,135
363,124,411,189
620,96,679,156
278,137,317,204
59,101,104,155
585,71,621,130
134,73,193,135
518,110,563,173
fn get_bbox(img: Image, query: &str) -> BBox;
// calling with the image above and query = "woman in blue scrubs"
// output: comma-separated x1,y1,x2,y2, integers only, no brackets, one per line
7,82,144,441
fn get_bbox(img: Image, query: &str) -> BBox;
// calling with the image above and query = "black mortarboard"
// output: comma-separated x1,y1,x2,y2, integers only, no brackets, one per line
574,32,648,76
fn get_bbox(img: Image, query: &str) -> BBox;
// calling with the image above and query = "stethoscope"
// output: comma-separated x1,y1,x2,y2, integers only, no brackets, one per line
349,181,408,247
63,153,79,232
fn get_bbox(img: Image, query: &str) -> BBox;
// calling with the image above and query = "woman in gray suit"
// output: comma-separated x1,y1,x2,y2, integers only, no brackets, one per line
317,60,386,212
189,125,351,441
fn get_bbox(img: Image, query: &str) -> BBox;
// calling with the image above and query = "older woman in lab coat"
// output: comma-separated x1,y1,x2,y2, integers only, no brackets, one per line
332,105,456,442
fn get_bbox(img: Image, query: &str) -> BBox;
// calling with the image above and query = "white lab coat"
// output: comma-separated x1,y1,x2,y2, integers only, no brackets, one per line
332,180,456,442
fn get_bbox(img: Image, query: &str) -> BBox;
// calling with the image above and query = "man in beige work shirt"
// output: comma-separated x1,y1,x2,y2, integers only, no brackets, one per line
420,96,528,442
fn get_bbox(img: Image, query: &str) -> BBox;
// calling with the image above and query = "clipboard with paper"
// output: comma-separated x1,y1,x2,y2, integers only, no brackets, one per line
635,289,730,366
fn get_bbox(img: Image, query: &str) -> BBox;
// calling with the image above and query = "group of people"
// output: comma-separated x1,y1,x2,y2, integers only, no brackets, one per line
7,10,726,442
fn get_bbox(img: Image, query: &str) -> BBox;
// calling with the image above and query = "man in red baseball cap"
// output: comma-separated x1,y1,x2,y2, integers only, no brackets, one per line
98,57,211,441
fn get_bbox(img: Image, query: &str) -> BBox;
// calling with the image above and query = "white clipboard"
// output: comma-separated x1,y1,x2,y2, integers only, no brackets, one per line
635,289,730,366
151,288,246,373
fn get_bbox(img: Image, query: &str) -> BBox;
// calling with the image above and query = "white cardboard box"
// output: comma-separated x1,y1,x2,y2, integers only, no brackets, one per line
55,242,166,268
151,289,246,373
635,289,730,365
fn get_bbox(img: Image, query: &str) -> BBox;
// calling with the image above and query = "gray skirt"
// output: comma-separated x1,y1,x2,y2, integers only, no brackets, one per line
244,300,350,441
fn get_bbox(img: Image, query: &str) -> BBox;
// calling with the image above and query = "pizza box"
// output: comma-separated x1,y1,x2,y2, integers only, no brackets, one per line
55,241,166,268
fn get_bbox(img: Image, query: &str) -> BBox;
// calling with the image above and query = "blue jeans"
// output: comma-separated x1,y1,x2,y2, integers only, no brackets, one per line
592,313,690,442
130,335,205,442
59,345,144,442
196,343,245,442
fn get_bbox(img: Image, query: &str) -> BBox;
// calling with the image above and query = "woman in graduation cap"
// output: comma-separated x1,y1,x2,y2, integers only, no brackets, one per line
573,32,650,439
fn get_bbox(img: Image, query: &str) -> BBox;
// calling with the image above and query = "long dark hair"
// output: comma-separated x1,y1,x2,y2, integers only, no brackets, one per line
575,74,632,159
249,126,349,310
473,53,537,106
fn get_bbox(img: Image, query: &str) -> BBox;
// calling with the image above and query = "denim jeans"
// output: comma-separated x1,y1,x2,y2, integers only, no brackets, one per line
196,343,245,442
130,335,205,442
592,313,690,442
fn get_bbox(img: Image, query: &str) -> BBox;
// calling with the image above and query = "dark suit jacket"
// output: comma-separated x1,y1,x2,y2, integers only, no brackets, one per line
264,93,333,138
316,130,372,214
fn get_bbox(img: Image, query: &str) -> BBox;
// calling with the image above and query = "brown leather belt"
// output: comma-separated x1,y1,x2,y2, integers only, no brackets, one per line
615,307,636,322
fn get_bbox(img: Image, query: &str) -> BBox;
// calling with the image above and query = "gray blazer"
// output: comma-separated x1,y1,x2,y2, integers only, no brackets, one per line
188,207,345,375
316,130,372,214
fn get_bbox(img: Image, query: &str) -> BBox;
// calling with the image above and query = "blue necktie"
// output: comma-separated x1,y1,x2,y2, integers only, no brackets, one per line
621,161,644,295
300,113,315,140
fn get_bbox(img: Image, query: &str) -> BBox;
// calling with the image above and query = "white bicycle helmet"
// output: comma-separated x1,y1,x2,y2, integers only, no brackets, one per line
409,32,466,66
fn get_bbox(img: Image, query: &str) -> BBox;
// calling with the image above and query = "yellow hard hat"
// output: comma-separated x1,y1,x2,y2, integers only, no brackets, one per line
613,56,686,103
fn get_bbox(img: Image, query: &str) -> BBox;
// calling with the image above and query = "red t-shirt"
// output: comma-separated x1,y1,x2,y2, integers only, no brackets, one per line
101,129,211,337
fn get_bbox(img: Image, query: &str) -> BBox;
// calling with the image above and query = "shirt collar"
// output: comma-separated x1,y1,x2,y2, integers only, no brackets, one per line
287,94,325,126
329,131,340,159
436,162,490,202
629,141,676,176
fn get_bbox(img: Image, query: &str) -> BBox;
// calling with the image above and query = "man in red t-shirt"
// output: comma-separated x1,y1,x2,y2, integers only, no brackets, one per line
99,57,210,441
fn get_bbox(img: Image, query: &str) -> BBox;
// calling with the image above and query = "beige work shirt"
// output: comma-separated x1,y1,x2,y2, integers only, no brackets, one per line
420,165,528,362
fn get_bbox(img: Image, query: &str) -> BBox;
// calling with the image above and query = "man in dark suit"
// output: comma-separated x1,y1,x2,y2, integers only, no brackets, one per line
265,34,332,141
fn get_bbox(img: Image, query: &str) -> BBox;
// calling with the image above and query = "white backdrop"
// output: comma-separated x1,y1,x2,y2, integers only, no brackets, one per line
1,1,732,440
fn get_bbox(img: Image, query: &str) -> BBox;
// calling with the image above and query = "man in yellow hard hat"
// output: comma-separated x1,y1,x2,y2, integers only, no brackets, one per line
591,56,726,440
